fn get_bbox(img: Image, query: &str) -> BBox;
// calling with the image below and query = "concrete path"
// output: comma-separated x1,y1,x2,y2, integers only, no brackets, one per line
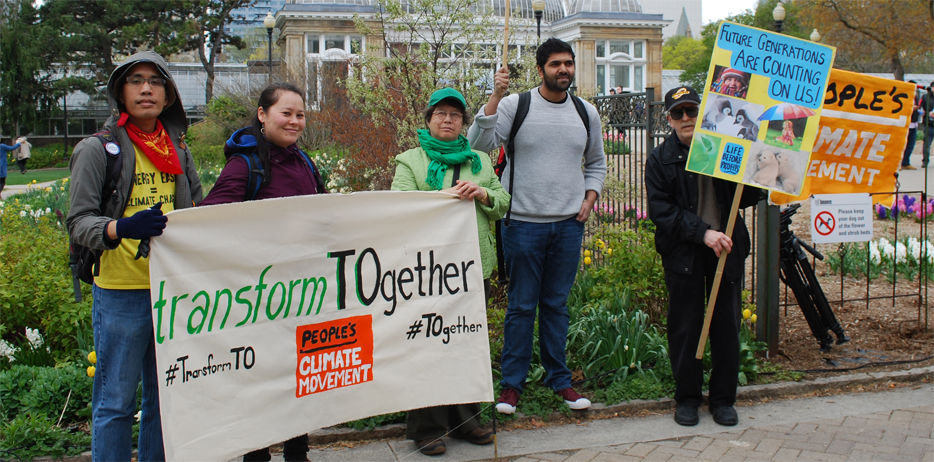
297,383,933,462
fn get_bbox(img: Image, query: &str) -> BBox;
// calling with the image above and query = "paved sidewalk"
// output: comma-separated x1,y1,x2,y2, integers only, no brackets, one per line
298,383,933,461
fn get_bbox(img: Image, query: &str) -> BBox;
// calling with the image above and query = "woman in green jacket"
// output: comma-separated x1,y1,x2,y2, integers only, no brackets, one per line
391,87,510,456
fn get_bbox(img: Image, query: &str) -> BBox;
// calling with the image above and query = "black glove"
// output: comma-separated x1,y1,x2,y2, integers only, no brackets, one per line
116,202,166,240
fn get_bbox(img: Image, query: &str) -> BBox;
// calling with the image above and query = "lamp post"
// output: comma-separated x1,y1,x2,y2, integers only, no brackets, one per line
773,2,786,33
810,28,821,42
264,12,275,84
531,0,545,42
759,0,788,356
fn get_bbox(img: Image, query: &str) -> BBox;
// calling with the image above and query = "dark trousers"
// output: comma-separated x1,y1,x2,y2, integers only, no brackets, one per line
902,128,917,166
406,403,482,440
406,279,491,441
15,158,26,173
242,435,308,462
665,245,742,410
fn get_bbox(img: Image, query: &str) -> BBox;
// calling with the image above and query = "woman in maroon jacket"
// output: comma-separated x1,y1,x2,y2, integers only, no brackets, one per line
201,82,322,461
201,82,325,206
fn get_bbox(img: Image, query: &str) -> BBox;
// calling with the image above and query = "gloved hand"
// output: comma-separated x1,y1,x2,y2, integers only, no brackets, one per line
116,202,166,240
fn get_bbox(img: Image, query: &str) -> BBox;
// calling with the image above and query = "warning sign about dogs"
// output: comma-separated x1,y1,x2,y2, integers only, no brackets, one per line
809,193,873,243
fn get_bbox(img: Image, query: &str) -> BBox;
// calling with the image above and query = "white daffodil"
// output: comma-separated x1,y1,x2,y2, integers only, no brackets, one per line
25,327,44,348
0,340,17,358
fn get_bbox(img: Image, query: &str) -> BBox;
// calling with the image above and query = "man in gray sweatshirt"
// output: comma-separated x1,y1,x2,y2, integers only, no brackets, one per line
468,38,606,414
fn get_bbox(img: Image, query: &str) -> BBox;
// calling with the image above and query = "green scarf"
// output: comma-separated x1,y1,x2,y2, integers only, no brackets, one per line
418,129,481,190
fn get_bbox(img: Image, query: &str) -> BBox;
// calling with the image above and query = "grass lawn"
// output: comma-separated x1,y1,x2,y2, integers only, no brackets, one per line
4,169,70,185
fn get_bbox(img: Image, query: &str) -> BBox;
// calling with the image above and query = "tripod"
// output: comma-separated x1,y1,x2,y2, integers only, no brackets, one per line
778,204,850,352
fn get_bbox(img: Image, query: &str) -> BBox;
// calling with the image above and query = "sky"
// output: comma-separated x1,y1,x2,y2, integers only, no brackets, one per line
703,0,760,25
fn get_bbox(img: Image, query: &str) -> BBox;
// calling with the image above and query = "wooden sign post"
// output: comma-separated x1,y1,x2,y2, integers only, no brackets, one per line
695,184,745,359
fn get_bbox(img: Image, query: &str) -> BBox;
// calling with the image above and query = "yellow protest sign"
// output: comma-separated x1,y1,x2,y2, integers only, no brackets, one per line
686,21,836,197
771,69,916,204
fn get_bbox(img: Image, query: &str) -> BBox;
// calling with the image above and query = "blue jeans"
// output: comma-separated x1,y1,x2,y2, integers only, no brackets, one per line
500,217,584,393
902,127,917,166
922,125,933,167
92,286,164,461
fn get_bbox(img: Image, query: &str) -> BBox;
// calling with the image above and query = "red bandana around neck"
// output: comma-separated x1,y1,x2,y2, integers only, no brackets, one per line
118,113,183,174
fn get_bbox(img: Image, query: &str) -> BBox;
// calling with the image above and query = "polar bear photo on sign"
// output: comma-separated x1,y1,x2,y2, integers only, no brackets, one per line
744,142,807,195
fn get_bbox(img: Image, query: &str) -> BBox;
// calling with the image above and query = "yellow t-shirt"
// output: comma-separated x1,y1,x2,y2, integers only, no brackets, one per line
96,145,177,289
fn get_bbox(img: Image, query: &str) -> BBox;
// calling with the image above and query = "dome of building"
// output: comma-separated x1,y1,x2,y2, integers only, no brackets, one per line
289,0,644,21
567,0,641,14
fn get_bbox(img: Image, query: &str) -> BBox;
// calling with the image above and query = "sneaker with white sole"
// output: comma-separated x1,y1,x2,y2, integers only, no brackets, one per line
496,387,519,414
556,387,591,410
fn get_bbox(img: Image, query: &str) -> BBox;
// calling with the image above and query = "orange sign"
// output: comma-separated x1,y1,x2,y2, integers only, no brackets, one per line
771,69,916,204
295,315,374,397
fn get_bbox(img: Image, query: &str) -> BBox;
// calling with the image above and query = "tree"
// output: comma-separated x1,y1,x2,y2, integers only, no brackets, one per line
344,0,527,151
0,0,48,136
37,0,191,85
677,0,809,90
797,0,934,80
662,35,707,70
177,0,252,103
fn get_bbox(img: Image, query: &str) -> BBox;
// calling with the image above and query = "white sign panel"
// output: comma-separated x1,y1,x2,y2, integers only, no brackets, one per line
149,191,493,461
809,193,873,243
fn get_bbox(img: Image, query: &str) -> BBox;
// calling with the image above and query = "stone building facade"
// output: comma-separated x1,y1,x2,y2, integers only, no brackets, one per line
273,0,668,104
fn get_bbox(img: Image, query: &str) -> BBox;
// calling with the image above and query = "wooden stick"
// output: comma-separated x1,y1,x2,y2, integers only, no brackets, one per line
695,183,745,359
502,0,511,68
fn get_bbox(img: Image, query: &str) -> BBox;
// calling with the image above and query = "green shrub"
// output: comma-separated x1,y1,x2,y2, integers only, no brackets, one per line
0,411,91,459
22,143,70,169
0,187,91,362
341,412,406,430
0,365,92,423
186,118,228,171
567,288,667,382
592,358,676,405
206,94,254,135
579,225,668,323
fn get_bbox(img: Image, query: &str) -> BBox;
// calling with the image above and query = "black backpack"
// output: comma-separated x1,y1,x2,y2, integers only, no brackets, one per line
69,131,123,302
492,91,592,282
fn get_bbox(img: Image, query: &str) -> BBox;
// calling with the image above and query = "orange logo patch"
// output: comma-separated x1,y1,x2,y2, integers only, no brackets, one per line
672,88,690,100
295,315,373,397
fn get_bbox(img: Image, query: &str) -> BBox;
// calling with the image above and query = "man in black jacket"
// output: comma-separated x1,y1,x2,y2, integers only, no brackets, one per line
644,86,761,427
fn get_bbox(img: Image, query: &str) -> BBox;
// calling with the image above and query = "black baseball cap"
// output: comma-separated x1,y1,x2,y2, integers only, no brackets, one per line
665,86,701,112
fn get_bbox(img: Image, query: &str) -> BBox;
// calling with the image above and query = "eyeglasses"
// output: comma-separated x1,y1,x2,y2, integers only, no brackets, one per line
432,111,463,122
126,76,167,87
669,106,699,120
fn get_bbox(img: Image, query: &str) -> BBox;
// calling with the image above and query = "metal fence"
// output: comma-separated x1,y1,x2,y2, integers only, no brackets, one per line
588,90,930,338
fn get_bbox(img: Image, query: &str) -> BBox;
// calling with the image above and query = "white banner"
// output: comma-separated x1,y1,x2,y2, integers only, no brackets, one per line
149,191,493,461
809,193,874,243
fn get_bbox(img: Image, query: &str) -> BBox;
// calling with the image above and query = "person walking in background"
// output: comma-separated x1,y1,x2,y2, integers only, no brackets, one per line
0,138,21,199
468,38,606,415
66,51,203,461
200,82,324,462
645,86,762,428
391,87,508,455
13,136,31,174
920,82,934,169
901,81,921,170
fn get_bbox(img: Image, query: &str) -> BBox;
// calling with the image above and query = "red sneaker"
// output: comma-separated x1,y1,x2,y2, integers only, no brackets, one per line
495,388,519,414
556,387,591,410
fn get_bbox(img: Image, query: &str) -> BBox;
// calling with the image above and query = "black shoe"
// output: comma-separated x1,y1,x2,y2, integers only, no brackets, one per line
711,406,738,426
674,404,699,426
415,438,446,456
